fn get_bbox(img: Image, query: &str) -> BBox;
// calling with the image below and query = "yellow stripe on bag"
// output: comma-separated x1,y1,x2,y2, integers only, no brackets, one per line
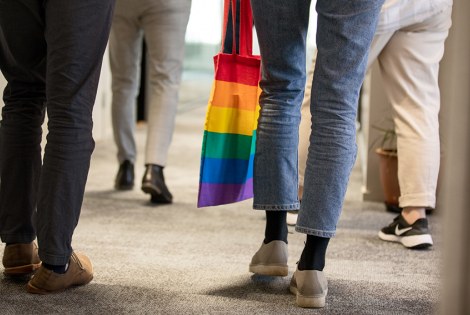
205,106,259,136
210,81,261,111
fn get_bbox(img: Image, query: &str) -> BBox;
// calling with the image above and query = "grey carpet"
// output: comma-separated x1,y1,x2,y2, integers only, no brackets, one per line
0,72,441,314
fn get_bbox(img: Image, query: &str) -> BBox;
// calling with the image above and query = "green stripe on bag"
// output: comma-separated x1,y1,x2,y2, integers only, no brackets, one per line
203,130,256,160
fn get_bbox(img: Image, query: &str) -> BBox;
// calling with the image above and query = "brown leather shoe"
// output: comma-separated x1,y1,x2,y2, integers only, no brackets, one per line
27,252,93,294
3,242,41,276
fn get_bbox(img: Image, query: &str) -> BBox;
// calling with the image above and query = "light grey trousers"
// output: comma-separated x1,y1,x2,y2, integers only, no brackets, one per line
109,0,191,166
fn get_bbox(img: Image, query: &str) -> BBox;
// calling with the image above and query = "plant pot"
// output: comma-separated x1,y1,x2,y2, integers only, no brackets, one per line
375,148,400,212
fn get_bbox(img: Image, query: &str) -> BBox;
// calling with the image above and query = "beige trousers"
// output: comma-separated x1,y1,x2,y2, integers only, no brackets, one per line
109,0,191,166
299,7,452,208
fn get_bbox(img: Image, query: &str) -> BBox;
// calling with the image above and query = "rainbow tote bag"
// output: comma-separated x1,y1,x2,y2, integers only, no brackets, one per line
197,0,260,207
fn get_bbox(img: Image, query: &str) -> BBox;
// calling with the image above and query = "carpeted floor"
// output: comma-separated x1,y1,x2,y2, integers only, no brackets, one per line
0,72,441,314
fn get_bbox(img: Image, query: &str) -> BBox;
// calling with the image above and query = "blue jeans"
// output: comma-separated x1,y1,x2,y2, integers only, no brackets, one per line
0,0,115,265
251,0,383,237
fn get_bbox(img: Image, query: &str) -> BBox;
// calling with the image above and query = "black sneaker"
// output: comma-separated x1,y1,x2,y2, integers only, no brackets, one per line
378,215,433,249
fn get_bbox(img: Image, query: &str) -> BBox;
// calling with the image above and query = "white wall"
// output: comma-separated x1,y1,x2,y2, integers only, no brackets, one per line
439,0,470,311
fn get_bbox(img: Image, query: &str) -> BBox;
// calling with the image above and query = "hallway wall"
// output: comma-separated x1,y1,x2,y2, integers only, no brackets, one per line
439,0,470,312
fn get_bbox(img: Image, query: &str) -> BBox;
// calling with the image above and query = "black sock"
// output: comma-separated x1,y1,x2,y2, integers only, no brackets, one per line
264,211,288,244
298,235,330,271
43,263,68,274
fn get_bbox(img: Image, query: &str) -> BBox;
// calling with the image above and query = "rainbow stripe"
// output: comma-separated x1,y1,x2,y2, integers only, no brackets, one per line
198,53,261,207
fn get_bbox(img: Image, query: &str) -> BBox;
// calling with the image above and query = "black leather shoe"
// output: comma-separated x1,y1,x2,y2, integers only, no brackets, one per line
115,160,134,190
141,164,173,204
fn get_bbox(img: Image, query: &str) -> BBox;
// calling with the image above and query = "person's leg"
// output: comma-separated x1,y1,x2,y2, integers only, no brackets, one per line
298,34,392,192
138,0,191,204
36,0,115,267
141,0,191,167
377,8,452,249
110,0,144,166
298,0,383,239
291,50,316,227
252,0,383,306
0,0,46,246
293,33,392,228
0,0,45,275
298,0,382,307
250,0,310,278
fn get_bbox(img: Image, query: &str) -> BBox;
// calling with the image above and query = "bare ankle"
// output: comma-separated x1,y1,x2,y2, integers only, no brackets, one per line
401,207,426,224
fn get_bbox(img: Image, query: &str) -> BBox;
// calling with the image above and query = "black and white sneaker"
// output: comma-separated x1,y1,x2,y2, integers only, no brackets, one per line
378,215,433,249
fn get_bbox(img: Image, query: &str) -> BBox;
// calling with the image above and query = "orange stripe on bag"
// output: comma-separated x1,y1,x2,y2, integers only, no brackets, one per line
210,80,260,111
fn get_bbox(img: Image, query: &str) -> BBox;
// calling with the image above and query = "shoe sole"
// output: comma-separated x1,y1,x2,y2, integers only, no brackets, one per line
26,274,94,294
290,285,327,308
4,263,41,276
378,231,433,249
141,184,172,204
249,264,288,277
115,184,134,191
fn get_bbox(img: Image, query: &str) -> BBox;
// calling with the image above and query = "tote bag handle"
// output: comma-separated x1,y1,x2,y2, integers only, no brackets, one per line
221,0,254,56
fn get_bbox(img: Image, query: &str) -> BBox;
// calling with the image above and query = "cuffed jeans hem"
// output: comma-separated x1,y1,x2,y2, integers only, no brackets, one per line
253,203,300,211
39,250,73,266
399,193,436,209
0,233,36,244
295,226,335,238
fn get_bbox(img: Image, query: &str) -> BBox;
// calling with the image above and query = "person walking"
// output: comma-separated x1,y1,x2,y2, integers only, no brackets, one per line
0,0,115,293
248,0,383,308
110,0,191,204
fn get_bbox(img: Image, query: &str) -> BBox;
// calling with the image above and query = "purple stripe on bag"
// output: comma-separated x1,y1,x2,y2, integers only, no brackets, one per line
197,178,253,207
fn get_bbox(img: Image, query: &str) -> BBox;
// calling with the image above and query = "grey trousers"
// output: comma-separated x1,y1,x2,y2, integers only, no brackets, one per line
0,0,115,265
109,0,191,167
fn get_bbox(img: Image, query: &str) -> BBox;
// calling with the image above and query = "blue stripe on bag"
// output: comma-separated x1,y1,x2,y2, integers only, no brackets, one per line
200,155,254,184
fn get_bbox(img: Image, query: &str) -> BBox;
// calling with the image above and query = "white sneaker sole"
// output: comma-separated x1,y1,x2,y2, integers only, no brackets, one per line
378,231,433,248
249,264,288,277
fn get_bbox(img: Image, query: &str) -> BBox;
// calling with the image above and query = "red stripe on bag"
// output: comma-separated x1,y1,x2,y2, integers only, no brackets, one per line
214,54,260,86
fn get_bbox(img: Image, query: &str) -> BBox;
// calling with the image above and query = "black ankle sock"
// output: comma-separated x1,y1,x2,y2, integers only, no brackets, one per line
298,235,330,271
264,211,288,244
43,263,68,274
